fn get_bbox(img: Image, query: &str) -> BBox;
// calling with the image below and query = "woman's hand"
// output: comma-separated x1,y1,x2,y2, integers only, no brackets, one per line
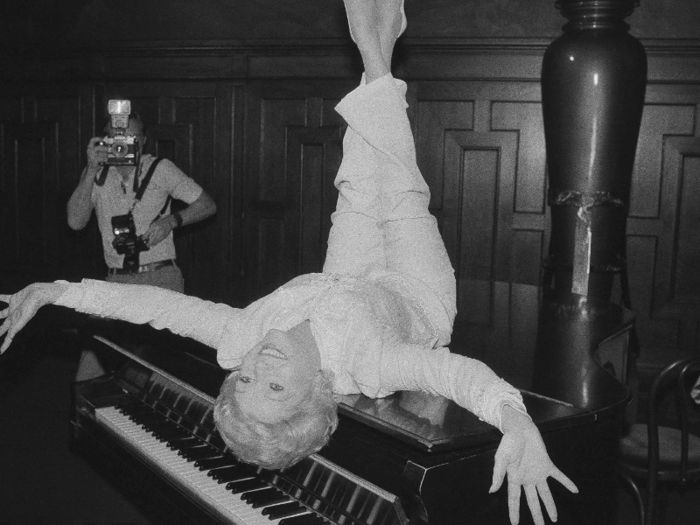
0,283,67,353
490,405,579,525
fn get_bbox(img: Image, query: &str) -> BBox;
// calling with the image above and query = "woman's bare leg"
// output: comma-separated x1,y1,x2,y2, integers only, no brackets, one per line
343,0,389,82
376,0,407,68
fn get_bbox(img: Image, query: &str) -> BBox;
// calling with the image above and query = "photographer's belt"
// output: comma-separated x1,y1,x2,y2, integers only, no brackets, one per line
109,258,176,275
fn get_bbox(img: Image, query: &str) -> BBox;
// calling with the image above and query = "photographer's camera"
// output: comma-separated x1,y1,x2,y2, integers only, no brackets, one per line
111,212,149,271
99,99,139,166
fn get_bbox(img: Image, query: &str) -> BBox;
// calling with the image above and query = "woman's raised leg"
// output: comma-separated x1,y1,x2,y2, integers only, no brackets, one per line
323,0,391,277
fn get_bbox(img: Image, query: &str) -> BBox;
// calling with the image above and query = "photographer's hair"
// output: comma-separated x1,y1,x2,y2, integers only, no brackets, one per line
213,369,339,471
103,111,146,135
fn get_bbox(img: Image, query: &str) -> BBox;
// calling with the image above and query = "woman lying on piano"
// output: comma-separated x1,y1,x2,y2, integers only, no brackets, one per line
1,1,578,523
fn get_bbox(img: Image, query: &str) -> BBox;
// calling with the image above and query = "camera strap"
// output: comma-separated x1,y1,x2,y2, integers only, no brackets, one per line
95,165,110,186
134,157,162,202
132,157,171,220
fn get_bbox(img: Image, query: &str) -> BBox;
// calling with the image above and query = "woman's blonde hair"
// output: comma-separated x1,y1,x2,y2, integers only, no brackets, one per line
213,369,338,471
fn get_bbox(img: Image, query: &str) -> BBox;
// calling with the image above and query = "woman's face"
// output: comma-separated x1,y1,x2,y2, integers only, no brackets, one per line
233,321,321,423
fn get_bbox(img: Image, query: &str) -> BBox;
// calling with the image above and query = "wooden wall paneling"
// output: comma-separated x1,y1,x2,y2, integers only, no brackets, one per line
655,136,700,352
99,81,234,302
626,85,700,366
413,81,546,334
0,92,23,283
2,120,57,278
32,85,92,282
491,100,549,285
0,83,92,285
243,81,350,303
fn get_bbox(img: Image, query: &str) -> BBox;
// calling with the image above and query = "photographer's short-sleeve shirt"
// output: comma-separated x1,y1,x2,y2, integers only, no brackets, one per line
91,154,203,269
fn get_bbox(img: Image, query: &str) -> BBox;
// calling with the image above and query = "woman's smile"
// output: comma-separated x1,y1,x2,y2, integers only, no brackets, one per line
233,321,323,423
259,346,287,360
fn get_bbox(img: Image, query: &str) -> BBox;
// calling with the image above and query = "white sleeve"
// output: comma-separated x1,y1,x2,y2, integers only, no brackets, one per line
55,279,244,357
378,344,528,433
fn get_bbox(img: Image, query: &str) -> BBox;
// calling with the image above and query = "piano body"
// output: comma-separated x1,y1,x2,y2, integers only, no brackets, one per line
72,281,634,524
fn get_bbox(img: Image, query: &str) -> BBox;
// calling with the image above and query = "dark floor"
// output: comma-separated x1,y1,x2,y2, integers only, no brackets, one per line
0,324,150,525
1,319,700,525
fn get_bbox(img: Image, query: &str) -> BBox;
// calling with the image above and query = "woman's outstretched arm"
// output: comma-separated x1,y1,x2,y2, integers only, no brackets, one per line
1,280,243,355
1,283,67,353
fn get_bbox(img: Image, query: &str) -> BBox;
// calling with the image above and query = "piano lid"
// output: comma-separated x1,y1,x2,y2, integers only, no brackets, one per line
337,389,590,453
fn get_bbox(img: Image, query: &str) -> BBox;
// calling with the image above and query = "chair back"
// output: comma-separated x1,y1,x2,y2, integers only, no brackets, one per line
647,356,700,488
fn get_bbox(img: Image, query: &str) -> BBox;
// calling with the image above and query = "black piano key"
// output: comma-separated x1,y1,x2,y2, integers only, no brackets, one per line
143,416,172,428
262,502,307,519
200,411,217,431
298,466,331,505
373,502,397,525
194,455,233,470
151,425,189,439
186,400,207,421
178,445,218,461
145,420,179,432
173,394,191,412
133,414,169,427
226,478,267,494
279,514,327,525
116,401,149,414
334,482,364,518
209,465,257,483
168,438,203,451
251,493,290,509
241,487,290,507
146,421,183,437
146,382,165,399
178,419,197,432
353,491,382,523
123,407,162,420
207,435,227,450
160,387,180,405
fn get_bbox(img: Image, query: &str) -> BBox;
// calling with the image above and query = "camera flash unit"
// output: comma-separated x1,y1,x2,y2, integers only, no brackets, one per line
108,99,131,130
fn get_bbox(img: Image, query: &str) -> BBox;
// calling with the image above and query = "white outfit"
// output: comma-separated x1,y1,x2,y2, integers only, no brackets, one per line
56,75,526,432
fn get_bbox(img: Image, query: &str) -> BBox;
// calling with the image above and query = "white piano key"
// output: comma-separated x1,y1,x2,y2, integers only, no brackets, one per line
95,406,312,525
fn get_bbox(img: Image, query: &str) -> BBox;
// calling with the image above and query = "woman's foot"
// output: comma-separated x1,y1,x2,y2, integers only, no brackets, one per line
343,0,378,45
376,0,406,65
343,0,389,82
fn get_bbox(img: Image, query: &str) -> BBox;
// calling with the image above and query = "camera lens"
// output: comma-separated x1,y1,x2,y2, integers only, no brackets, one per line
111,137,129,158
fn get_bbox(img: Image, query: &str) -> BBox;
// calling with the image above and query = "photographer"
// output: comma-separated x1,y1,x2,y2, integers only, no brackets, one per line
67,108,216,379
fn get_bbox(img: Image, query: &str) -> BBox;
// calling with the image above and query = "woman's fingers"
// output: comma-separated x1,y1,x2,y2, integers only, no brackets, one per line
524,484,545,525
537,481,558,522
552,468,579,494
507,479,521,525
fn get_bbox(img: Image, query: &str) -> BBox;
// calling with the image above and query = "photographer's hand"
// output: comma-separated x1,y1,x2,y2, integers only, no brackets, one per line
0,283,68,354
87,136,109,170
142,215,176,248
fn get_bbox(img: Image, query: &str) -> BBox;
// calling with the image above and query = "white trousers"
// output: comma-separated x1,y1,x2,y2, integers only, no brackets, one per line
323,74,456,335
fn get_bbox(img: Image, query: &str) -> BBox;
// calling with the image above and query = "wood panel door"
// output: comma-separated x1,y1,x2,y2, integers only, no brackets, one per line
0,83,98,288
411,80,549,332
242,80,353,302
627,84,700,366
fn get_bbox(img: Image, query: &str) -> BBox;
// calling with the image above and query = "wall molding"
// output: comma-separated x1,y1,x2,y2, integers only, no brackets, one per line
4,38,699,83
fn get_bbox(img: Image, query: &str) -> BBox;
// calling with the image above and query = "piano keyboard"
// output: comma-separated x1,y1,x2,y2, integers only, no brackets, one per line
95,401,404,525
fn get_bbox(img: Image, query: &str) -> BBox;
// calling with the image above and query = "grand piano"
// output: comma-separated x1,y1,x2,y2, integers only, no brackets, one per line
71,280,634,524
